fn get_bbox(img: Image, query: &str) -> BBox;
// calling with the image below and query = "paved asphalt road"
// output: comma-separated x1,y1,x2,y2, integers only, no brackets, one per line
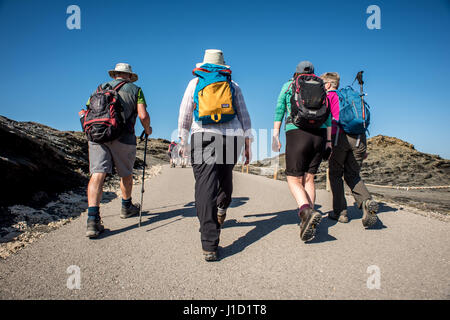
0,165,449,299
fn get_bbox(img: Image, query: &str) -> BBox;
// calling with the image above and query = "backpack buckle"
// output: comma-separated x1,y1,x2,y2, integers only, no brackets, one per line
211,113,222,123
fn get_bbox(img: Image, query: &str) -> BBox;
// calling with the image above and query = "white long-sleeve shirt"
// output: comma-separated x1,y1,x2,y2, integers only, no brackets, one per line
178,78,253,142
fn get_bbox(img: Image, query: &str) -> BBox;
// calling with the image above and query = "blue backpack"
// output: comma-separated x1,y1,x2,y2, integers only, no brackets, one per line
335,86,371,135
192,64,236,124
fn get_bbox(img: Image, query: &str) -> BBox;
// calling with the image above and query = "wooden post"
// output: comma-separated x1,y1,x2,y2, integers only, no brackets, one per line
241,163,244,173
246,164,249,174
274,163,278,180
326,168,331,192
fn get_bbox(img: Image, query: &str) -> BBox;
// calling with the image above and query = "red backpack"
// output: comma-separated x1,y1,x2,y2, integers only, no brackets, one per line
169,142,177,152
79,81,127,143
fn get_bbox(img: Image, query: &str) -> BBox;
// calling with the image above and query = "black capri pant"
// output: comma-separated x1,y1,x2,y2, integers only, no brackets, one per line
285,128,326,177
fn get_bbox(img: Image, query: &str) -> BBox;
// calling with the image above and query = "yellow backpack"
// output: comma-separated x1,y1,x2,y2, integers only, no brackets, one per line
193,64,236,124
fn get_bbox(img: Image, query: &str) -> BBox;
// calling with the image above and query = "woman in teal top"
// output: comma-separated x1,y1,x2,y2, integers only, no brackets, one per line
272,61,332,242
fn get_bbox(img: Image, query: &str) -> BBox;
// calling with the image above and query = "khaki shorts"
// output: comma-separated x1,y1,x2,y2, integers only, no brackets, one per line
88,140,136,177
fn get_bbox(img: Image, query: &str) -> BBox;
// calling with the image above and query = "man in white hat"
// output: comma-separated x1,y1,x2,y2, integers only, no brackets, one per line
178,49,253,261
85,63,152,238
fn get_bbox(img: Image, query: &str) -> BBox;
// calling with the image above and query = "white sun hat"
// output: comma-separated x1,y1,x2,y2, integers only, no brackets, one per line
108,63,138,82
196,49,230,68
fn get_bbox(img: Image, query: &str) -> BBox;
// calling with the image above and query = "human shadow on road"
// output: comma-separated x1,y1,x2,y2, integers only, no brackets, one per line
377,202,398,214
228,197,250,208
95,197,250,239
95,202,197,239
140,197,248,215
220,208,337,260
139,197,248,231
100,191,118,204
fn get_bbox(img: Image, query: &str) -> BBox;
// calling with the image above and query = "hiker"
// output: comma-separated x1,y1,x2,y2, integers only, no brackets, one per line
168,140,177,167
83,63,152,238
320,72,378,227
178,49,252,261
177,142,189,168
272,61,332,242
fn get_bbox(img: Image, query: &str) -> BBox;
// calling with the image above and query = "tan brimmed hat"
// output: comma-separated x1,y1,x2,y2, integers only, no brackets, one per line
196,49,230,68
108,63,138,82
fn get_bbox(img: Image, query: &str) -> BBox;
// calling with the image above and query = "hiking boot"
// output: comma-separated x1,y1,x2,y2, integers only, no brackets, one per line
86,218,104,238
203,250,218,262
299,207,322,242
362,199,379,228
217,208,227,227
120,203,140,219
328,210,349,223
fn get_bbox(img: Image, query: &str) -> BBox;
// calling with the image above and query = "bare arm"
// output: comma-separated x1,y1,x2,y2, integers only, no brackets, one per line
273,121,282,137
137,103,152,135
272,121,282,152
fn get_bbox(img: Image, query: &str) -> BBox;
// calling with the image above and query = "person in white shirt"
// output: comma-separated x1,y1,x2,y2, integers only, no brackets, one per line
178,49,252,261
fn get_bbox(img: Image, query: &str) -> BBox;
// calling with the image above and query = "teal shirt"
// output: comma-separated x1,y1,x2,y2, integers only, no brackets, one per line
274,80,331,132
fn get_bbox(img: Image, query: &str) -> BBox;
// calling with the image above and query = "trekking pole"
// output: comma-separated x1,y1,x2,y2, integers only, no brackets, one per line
138,130,149,228
356,71,365,120
354,71,365,147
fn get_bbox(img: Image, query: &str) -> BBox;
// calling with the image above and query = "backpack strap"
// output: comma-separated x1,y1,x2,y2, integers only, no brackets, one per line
113,81,127,91
192,67,211,75
96,80,126,93
284,79,294,94
293,74,314,93
219,69,232,75
192,67,232,76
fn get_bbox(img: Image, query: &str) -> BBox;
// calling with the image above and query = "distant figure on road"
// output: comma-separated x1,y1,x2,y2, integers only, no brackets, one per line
178,49,252,261
272,61,332,242
169,141,190,168
321,72,379,227
82,63,152,238
168,140,177,167
174,142,190,168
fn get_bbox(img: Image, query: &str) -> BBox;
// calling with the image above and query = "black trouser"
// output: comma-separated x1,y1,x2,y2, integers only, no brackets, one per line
190,132,244,252
328,131,372,214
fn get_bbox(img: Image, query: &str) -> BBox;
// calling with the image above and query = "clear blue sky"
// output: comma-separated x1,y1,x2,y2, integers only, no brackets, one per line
1,0,449,159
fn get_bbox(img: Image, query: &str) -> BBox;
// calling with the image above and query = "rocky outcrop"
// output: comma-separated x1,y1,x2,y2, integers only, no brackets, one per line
0,116,89,208
0,115,170,208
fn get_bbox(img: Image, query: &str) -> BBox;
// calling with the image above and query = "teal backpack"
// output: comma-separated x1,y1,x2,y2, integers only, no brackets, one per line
192,64,236,124
335,86,371,135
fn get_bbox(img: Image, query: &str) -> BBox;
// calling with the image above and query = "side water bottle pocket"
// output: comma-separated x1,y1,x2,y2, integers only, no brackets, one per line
78,109,87,131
